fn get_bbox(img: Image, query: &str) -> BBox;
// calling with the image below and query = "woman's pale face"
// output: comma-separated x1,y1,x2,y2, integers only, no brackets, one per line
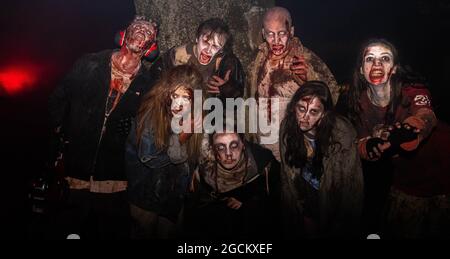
295,96,325,133
170,86,192,118
361,44,396,86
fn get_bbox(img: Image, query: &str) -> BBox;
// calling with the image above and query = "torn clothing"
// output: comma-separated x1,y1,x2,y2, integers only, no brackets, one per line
249,37,339,102
48,49,155,183
354,84,436,141
338,84,448,197
249,38,339,160
280,116,364,238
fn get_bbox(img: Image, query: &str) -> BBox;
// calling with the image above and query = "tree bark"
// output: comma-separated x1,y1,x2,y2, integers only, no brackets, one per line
134,0,274,74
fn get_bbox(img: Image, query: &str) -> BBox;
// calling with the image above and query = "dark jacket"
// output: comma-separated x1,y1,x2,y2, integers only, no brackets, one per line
125,120,191,222
150,43,245,99
183,142,280,239
337,85,447,197
48,49,155,181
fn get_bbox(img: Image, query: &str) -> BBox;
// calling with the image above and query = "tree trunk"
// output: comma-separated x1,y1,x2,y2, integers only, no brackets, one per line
134,0,274,74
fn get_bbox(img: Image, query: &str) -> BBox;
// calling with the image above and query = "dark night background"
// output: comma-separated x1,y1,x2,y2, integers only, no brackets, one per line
0,0,449,239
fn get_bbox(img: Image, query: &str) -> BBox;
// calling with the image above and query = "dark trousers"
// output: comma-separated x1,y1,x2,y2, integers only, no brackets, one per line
129,203,176,239
53,189,130,239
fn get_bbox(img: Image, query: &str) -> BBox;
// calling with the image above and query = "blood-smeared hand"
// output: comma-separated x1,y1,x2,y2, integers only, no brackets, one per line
226,197,242,210
365,137,391,161
290,55,308,82
388,122,420,152
207,70,231,94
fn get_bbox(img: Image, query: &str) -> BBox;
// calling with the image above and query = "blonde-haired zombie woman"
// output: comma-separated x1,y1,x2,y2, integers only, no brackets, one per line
126,65,204,239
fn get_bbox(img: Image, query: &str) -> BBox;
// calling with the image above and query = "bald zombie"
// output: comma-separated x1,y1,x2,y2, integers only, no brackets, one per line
262,7,295,58
249,6,339,161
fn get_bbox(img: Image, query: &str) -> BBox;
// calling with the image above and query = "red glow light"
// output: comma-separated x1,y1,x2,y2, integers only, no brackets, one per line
0,66,38,95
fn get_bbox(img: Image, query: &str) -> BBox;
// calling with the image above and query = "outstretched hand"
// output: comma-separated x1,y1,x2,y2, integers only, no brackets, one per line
388,122,420,152
207,70,232,94
290,55,308,82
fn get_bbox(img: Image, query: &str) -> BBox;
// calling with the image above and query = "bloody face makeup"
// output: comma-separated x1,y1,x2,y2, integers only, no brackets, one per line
170,86,192,118
295,96,325,134
195,33,225,65
263,18,292,56
361,44,396,86
125,20,157,54
213,133,244,170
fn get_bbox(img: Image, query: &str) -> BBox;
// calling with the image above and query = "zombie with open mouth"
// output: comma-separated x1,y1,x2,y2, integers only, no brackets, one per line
337,39,450,239
151,18,245,99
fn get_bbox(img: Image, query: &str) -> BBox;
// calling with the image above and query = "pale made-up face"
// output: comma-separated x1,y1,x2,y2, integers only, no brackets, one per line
125,20,157,54
361,44,396,86
213,133,244,170
263,18,293,56
295,96,325,133
195,32,225,65
170,86,192,119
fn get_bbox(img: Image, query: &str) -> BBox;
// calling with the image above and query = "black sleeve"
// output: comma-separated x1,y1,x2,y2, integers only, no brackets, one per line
268,160,281,202
48,56,88,130
267,160,282,238
217,53,245,98
48,55,93,166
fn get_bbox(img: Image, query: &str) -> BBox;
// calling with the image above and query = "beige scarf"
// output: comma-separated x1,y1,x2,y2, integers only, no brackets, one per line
202,148,259,194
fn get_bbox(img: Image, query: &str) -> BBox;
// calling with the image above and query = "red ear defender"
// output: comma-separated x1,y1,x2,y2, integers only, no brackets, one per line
114,30,126,46
119,31,126,46
143,42,159,62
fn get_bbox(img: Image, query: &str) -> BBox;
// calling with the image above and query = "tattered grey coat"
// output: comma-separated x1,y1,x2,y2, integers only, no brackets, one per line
280,116,364,238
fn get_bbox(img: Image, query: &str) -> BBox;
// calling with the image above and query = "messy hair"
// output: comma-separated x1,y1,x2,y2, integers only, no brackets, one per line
136,65,204,162
282,81,337,179
343,38,426,127
196,18,232,53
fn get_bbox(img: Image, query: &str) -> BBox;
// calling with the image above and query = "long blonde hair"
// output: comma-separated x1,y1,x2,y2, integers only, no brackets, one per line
136,65,204,163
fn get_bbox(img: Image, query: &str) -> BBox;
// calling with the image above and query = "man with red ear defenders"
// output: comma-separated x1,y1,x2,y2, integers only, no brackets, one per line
48,15,158,239
114,18,159,62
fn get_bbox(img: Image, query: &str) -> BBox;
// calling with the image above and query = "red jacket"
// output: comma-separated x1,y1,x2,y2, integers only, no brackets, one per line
357,84,450,197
